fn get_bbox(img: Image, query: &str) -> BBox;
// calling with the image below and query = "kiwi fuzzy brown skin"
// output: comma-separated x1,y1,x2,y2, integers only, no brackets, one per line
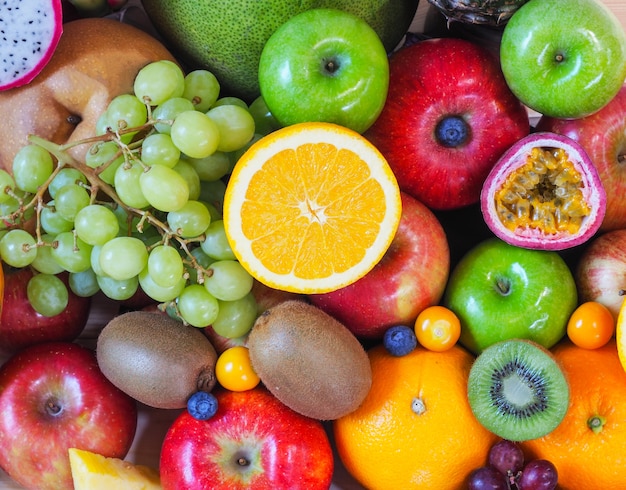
96,310,218,409
467,338,570,442
247,300,372,421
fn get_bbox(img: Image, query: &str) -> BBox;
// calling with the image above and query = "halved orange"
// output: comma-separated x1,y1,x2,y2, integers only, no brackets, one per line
223,122,402,294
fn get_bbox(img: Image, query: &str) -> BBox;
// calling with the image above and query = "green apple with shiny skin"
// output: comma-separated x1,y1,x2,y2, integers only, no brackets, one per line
443,238,577,355
500,0,626,119
258,8,389,134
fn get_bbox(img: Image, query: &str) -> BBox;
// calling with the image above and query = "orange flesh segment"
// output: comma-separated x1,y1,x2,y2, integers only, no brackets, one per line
241,142,386,279
494,147,591,236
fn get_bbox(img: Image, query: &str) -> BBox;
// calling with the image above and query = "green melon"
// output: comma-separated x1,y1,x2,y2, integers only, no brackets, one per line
141,0,420,102
427,0,529,26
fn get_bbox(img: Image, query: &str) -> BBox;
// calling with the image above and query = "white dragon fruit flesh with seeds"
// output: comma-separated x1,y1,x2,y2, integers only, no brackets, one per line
0,0,63,91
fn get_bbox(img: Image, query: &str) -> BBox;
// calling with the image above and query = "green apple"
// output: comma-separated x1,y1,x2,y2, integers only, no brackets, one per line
443,238,577,355
141,0,418,102
258,8,389,134
500,0,626,119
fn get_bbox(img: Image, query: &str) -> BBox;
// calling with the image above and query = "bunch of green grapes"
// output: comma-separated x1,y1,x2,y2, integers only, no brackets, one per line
0,59,279,340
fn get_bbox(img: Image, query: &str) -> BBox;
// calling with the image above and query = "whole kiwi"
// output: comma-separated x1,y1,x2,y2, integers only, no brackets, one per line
96,311,218,409
247,300,372,420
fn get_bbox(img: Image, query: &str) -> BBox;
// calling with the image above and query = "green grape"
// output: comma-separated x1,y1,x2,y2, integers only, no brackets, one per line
200,220,235,260
69,268,100,297
74,204,120,246
141,133,180,168
54,183,91,222
229,133,262,167
211,292,258,338
0,169,16,204
138,266,186,302
248,95,281,136
106,93,148,133
90,245,106,276
172,159,200,201
40,200,74,234
152,97,195,134
203,201,222,222
206,104,256,153
148,244,184,288
99,236,148,280
85,141,124,185
51,231,93,273
170,110,220,159
167,200,211,238
177,284,219,327
203,259,253,301
212,96,248,109
48,168,87,199
97,274,138,301
12,144,54,194
114,162,150,209
139,163,189,212
198,179,227,212
95,111,110,136
0,229,37,267
183,152,230,182
134,60,185,106
27,273,68,317
31,233,65,274
182,70,220,113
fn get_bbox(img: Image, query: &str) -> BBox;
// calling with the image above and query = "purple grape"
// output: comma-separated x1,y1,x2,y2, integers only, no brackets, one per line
488,439,525,476
468,466,508,490
518,459,558,490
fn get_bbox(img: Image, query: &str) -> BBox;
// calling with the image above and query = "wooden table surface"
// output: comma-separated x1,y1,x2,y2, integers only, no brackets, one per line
1,1,625,488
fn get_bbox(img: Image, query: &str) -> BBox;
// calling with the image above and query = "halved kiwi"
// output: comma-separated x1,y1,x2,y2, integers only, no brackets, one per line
467,339,569,442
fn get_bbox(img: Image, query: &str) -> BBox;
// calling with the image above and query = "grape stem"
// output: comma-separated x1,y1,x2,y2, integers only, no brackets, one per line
1,118,213,298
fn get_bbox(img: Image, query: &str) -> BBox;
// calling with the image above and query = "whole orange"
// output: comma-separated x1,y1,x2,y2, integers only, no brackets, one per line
333,344,498,489
521,339,626,489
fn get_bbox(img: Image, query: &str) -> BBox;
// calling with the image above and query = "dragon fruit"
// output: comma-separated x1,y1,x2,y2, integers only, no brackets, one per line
0,0,63,91
427,0,529,26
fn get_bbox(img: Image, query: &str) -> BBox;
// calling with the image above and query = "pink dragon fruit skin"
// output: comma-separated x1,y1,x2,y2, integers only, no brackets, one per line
0,0,63,91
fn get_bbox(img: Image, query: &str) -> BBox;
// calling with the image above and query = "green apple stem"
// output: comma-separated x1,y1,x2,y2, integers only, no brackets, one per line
495,277,511,296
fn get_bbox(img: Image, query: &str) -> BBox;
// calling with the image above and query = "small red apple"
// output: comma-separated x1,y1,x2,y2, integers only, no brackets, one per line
537,85,626,232
0,341,137,490
575,229,626,322
309,192,450,339
365,37,530,210
0,266,92,355
159,387,334,490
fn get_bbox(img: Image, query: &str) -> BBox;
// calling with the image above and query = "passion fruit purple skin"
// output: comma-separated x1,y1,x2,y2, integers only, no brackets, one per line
480,132,606,251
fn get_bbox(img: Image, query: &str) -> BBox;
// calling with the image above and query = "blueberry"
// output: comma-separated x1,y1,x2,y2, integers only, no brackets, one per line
383,325,417,356
187,391,218,420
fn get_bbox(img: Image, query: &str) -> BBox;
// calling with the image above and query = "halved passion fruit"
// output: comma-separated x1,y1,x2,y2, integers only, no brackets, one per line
481,132,606,250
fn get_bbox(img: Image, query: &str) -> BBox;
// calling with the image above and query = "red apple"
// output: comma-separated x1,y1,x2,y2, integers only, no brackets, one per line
309,192,450,339
0,341,137,490
364,37,530,210
537,85,626,231
575,229,626,322
0,266,92,355
159,386,334,490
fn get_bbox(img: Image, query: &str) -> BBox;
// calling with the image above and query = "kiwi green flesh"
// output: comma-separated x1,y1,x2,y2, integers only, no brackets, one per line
467,339,569,442
96,311,218,409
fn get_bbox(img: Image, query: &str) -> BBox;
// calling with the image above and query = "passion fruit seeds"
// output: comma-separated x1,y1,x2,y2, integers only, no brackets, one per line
481,132,606,250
